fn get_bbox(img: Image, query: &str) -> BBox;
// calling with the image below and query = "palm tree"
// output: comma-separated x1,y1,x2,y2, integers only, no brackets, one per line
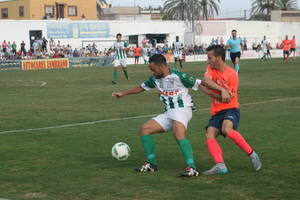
200,0,220,20
251,0,277,21
162,0,220,21
276,0,298,10
251,0,298,21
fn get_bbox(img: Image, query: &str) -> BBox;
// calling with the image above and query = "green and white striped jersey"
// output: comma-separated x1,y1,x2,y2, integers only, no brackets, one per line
141,69,201,110
114,41,128,60
173,42,183,55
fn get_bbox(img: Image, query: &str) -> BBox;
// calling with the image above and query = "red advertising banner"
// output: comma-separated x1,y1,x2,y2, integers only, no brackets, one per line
22,58,69,70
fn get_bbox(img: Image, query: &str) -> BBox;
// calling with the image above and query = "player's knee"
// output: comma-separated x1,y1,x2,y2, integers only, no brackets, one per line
205,131,216,139
138,125,151,135
221,126,232,136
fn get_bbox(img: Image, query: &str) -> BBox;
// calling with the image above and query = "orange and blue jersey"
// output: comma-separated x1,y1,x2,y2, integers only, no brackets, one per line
282,40,291,51
204,65,240,115
290,39,296,49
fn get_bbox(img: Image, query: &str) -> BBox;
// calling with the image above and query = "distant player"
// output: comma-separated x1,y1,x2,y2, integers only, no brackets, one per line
199,45,262,175
281,35,291,62
112,54,230,177
172,36,184,68
290,35,297,59
226,30,243,73
142,44,149,64
134,45,142,65
260,36,269,61
112,33,129,84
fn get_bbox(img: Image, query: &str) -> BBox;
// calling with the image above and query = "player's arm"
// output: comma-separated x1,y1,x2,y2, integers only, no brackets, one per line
202,76,231,102
225,40,232,49
112,85,145,99
199,83,222,101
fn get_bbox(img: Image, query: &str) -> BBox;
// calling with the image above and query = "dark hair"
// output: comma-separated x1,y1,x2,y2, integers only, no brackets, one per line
149,54,167,66
116,33,122,37
206,45,226,61
232,29,237,33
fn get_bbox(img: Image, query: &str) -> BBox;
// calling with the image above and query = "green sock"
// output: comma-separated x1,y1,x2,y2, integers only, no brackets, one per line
113,70,118,81
123,69,129,79
234,64,240,73
173,62,177,68
140,135,157,165
177,139,196,168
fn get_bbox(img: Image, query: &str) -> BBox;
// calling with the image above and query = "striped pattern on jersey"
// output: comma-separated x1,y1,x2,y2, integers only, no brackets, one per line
114,41,127,60
140,69,201,110
173,42,183,55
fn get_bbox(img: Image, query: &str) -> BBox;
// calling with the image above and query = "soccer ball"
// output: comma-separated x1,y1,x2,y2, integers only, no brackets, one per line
112,142,130,160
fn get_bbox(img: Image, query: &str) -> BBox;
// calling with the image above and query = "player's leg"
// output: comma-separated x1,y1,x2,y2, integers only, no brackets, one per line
173,57,178,68
221,109,262,171
135,119,166,172
171,108,199,176
112,64,119,84
179,58,183,68
202,127,228,175
202,112,228,175
121,59,129,80
234,53,241,73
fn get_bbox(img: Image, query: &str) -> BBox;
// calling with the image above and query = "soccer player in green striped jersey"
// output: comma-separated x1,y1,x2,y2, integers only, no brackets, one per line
112,54,231,177
173,36,184,69
112,33,129,84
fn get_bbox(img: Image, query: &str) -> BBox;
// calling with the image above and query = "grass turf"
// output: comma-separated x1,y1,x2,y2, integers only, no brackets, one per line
0,58,299,200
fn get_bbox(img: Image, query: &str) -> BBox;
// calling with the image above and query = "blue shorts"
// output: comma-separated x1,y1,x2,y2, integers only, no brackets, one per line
206,108,240,135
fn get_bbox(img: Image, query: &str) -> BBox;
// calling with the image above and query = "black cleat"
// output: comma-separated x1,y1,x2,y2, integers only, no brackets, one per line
112,80,117,84
179,167,199,177
134,162,158,172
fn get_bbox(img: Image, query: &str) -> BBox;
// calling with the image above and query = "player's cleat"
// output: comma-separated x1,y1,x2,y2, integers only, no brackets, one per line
249,151,262,171
179,166,199,177
202,163,228,175
134,162,158,172
112,80,117,84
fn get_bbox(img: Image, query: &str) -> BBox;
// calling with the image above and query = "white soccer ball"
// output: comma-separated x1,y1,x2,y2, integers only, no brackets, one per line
112,142,130,160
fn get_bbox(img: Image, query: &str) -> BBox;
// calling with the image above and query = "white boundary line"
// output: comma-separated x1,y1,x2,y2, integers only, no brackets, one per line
0,97,299,135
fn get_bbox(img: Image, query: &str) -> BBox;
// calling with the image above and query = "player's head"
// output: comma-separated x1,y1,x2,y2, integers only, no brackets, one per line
232,30,237,38
293,35,295,39
116,33,122,41
148,54,167,79
206,45,226,69
176,36,179,42
285,35,288,40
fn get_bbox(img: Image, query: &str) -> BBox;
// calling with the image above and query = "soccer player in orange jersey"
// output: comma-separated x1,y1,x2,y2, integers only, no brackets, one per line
281,35,291,62
290,35,297,59
199,45,262,175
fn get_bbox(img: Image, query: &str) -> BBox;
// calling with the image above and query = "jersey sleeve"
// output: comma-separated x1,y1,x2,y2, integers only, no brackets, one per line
175,70,201,91
226,39,231,46
140,76,156,91
124,42,128,48
204,66,213,79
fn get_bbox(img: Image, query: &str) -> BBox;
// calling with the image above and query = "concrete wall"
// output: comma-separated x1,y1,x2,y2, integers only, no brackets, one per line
0,19,299,51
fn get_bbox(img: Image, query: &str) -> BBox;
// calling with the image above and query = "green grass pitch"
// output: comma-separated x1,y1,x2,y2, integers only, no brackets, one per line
0,58,299,200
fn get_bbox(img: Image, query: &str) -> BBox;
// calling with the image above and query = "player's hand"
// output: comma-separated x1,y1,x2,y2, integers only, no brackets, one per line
112,92,125,98
221,89,231,103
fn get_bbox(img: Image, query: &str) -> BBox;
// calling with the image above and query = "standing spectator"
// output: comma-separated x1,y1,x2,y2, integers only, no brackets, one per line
2,40,8,54
11,41,17,55
243,37,248,50
42,37,48,52
20,41,26,55
49,38,55,50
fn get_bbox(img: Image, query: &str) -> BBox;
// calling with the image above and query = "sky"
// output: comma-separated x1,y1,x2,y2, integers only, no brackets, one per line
0,0,299,18
106,0,300,18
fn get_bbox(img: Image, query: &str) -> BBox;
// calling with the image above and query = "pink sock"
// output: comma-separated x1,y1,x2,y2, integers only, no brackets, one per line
227,130,253,155
207,138,224,163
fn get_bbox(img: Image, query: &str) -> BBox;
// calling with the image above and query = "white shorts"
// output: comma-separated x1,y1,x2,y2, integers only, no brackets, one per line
152,107,192,132
174,53,183,59
114,59,127,67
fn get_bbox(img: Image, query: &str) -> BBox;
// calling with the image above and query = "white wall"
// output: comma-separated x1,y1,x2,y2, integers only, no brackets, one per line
0,20,299,51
